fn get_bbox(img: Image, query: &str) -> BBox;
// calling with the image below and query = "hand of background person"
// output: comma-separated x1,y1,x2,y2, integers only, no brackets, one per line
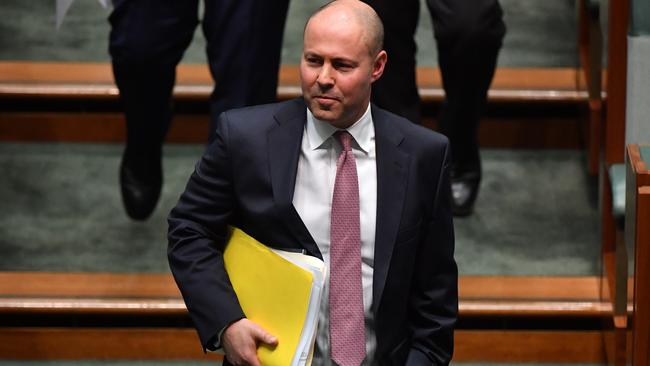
222,318,278,366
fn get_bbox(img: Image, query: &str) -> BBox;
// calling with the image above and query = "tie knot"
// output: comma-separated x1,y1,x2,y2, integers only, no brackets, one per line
335,130,353,152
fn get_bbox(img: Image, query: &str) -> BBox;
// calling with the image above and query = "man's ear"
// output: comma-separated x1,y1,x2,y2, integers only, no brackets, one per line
370,50,388,82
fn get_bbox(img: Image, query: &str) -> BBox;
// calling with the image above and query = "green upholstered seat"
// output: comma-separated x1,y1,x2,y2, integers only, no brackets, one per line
641,146,650,164
609,147,649,226
609,163,626,224
630,0,650,36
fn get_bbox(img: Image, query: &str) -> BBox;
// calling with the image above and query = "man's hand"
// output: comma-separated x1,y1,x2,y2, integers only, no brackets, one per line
222,318,278,366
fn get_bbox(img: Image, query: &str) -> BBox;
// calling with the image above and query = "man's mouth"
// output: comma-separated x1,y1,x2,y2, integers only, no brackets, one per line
315,95,339,103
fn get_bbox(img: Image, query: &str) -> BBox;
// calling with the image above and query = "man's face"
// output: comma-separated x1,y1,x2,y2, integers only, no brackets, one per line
300,15,386,129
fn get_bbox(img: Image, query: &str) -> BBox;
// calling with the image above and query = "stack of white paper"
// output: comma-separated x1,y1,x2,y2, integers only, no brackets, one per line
272,249,327,366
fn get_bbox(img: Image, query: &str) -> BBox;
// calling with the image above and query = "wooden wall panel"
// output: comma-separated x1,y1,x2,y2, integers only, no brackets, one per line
0,328,222,361
632,187,650,366
0,328,605,363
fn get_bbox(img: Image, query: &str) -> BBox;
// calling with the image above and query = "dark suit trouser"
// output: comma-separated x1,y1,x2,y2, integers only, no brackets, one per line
363,0,505,174
109,0,290,165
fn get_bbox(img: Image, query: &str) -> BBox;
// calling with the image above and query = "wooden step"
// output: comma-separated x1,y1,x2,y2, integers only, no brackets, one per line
0,62,589,147
0,61,592,103
0,109,584,148
0,272,614,362
0,272,615,318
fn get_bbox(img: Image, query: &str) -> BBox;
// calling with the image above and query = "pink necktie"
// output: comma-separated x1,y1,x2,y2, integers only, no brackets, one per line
329,131,366,366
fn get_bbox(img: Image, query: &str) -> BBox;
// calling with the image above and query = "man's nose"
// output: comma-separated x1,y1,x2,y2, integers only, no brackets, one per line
316,64,334,87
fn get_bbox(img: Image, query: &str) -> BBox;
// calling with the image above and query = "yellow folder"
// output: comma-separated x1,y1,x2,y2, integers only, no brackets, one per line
224,227,323,366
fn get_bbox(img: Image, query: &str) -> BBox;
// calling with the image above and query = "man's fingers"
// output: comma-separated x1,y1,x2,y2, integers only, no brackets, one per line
252,324,278,346
222,318,277,365
242,349,262,366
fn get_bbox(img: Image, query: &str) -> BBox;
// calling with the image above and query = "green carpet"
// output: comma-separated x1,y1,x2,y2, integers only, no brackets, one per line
0,142,599,276
0,0,578,67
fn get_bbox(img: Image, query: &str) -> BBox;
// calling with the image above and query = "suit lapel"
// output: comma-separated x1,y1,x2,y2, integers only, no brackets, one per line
267,99,322,259
266,101,409,289
372,106,410,315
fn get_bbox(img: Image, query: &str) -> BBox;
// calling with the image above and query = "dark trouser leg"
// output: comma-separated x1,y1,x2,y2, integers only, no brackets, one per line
427,0,505,215
362,0,421,124
109,0,198,219
110,0,198,163
203,0,290,143
427,0,505,173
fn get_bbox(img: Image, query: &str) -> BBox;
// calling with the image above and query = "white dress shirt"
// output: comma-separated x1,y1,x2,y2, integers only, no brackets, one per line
293,103,377,365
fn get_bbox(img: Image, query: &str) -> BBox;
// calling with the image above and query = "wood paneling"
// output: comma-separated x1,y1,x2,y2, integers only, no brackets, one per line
603,327,633,366
0,112,582,147
632,187,650,366
455,330,605,363
0,272,179,298
604,0,629,165
0,327,605,363
0,328,222,360
476,116,583,149
0,112,209,143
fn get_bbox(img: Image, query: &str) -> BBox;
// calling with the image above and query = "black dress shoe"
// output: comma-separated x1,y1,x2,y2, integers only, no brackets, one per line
119,156,162,221
450,170,480,217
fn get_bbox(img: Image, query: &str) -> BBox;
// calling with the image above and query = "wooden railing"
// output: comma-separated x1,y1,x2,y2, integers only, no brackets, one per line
577,0,605,175
625,144,650,366
597,0,631,363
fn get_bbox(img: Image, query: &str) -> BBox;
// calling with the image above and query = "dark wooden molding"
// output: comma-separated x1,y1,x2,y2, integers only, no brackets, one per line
0,327,606,363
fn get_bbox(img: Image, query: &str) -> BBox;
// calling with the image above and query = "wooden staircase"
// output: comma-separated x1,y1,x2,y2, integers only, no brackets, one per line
0,61,611,363
0,272,613,363
0,62,590,149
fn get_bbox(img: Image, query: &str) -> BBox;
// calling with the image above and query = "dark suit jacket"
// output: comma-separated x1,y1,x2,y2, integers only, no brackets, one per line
168,98,457,365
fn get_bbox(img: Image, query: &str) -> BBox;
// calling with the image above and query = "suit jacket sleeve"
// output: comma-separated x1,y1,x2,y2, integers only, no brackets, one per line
407,141,458,365
167,111,245,350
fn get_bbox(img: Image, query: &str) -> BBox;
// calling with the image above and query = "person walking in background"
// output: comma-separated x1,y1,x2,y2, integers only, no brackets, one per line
109,0,290,220
363,0,506,216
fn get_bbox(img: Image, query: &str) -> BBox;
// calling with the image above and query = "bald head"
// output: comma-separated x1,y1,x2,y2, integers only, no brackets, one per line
305,0,384,56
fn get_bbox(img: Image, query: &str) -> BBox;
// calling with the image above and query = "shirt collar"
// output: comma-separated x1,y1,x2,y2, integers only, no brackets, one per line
305,103,374,154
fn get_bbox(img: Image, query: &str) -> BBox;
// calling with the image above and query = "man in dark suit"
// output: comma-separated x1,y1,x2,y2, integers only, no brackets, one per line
109,0,290,220
168,1,457,365
363,0,506,216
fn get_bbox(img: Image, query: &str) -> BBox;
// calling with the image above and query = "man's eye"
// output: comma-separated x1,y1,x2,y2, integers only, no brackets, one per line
334,62,353,71
306,57,322,65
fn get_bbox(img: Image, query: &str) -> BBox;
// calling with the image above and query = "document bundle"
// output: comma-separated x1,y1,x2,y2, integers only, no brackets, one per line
223,227,327,366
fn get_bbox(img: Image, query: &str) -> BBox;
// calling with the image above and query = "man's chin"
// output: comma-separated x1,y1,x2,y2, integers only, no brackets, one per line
315,115,336,124
310,107,339,123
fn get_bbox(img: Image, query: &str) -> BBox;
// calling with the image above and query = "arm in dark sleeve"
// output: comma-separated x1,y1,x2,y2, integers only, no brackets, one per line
167,112,245,350
407,141,458,365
